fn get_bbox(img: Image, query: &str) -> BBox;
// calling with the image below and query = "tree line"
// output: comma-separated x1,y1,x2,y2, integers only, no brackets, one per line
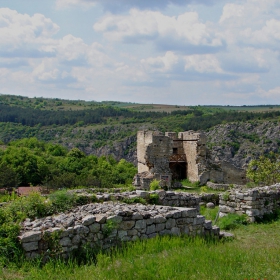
0,138,137,189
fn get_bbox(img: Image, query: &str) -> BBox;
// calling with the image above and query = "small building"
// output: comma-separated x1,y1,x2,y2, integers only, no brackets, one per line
134,130,246,190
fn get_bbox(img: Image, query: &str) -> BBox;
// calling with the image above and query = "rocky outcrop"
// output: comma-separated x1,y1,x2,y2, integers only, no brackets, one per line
206,121,280,168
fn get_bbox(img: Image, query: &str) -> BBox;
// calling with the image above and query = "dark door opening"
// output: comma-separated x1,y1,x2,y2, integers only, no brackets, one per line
169,162,187,180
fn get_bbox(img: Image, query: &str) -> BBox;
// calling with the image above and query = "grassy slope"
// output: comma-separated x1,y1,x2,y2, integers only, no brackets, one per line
1,219,279,280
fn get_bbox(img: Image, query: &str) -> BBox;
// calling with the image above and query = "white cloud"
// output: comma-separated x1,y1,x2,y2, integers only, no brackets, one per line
141,51,178,73
0,8,59,53
259,87,280,98
184,54,222,73
219,3,244,23
94,9,222,49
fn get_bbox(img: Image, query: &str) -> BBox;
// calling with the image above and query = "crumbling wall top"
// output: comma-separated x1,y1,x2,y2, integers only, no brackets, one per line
179,131,206,144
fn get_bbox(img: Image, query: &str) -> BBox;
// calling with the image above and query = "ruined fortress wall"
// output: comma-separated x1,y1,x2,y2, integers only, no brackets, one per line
219,184,280,221
146,135,173,174
137,131,155,173
179,131,207,182
19,203,219,259
220,162,246,185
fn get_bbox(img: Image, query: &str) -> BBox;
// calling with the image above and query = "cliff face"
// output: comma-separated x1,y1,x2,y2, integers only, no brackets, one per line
206,120,280,168
59,120,280,168
91,135,137,165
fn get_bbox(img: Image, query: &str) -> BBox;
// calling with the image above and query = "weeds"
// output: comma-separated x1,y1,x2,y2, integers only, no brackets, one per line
217,213,248,230
149,179,161,191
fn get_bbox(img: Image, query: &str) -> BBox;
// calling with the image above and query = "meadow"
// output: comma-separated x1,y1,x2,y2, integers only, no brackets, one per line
0,203,279,280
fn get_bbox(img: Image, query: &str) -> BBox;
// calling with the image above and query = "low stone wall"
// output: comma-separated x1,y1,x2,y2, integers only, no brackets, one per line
206,182,244,191
19,202,219,259
219,184,280,221
70,189,219,210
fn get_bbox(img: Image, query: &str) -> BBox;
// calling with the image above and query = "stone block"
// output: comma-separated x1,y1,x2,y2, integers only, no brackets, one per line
118,230,128,239
136,190,149,198
204,220,212,230
135,220,146,229
146,218,155,225
19,231,41,243
72,235,81,245
181,208,197,218
127,229,138,236
155,223,165,232
119,221,135,230
74,225,89,235
148,233,158,238
159,229,171,236
166,218,176,229
146,224,156,235
176,218,188,225
132,213,143,220
246,209,260,216
107,215,122,224
95,215,107,224
172,211,182,218
89,223,100,233
193,215,205,225
82,215,96,226
22,242,38,252
60,237,72,247
154,216,166,224
170,227,181,236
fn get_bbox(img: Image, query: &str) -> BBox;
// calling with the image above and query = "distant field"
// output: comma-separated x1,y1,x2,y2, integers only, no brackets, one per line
206,105,280,112
1,94,279,113
125,104,191,112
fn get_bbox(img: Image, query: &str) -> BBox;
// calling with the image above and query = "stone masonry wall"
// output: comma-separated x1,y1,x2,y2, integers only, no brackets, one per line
219,184,280,221
19,202,220,259
179,131,207,183
69,189,219,210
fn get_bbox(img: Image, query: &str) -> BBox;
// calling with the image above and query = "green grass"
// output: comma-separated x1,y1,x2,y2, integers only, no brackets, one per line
2,219,280,279
174,180,221,194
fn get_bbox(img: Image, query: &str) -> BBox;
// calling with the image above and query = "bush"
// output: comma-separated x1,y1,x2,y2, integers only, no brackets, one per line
247,153,280,186
150,179,161,191
218,214,248,230
149,193,159,204
48,190,75,212
7,192,51,219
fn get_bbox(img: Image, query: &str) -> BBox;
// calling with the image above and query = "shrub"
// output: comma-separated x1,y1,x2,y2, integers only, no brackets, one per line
48,190,75,212
149,179,161,191
123,197,147,204
200,186,208,193
221,191,230,201
200,206,219,221
149,193,159,204
218,214,248,230
247,153,280,186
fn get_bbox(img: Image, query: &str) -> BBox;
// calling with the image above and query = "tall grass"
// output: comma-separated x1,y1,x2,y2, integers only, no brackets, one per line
2,219,280,279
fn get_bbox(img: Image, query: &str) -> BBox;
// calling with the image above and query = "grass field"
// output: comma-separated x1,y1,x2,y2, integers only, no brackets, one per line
1,216,279,280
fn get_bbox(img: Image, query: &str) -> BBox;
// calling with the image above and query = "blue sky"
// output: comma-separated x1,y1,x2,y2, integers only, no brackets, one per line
0,0,280,105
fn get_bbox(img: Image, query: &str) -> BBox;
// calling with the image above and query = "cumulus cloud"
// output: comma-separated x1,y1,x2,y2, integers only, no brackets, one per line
0,8,59,56
141,51,178,73
184,54,222,73
94,9,223,52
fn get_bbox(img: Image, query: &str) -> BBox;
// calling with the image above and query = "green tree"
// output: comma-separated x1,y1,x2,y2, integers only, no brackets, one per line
0,162,20,189
247,154,280,186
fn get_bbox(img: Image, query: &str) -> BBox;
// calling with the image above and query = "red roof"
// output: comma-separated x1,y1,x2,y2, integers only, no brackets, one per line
17,187,42,196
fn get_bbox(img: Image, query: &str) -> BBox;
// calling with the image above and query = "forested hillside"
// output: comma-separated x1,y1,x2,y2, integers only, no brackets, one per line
1,94,280,165
0,138,136,188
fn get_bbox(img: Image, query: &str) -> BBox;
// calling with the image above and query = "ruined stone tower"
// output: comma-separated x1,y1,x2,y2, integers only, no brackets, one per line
134,130,208,189
134,130,246,190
